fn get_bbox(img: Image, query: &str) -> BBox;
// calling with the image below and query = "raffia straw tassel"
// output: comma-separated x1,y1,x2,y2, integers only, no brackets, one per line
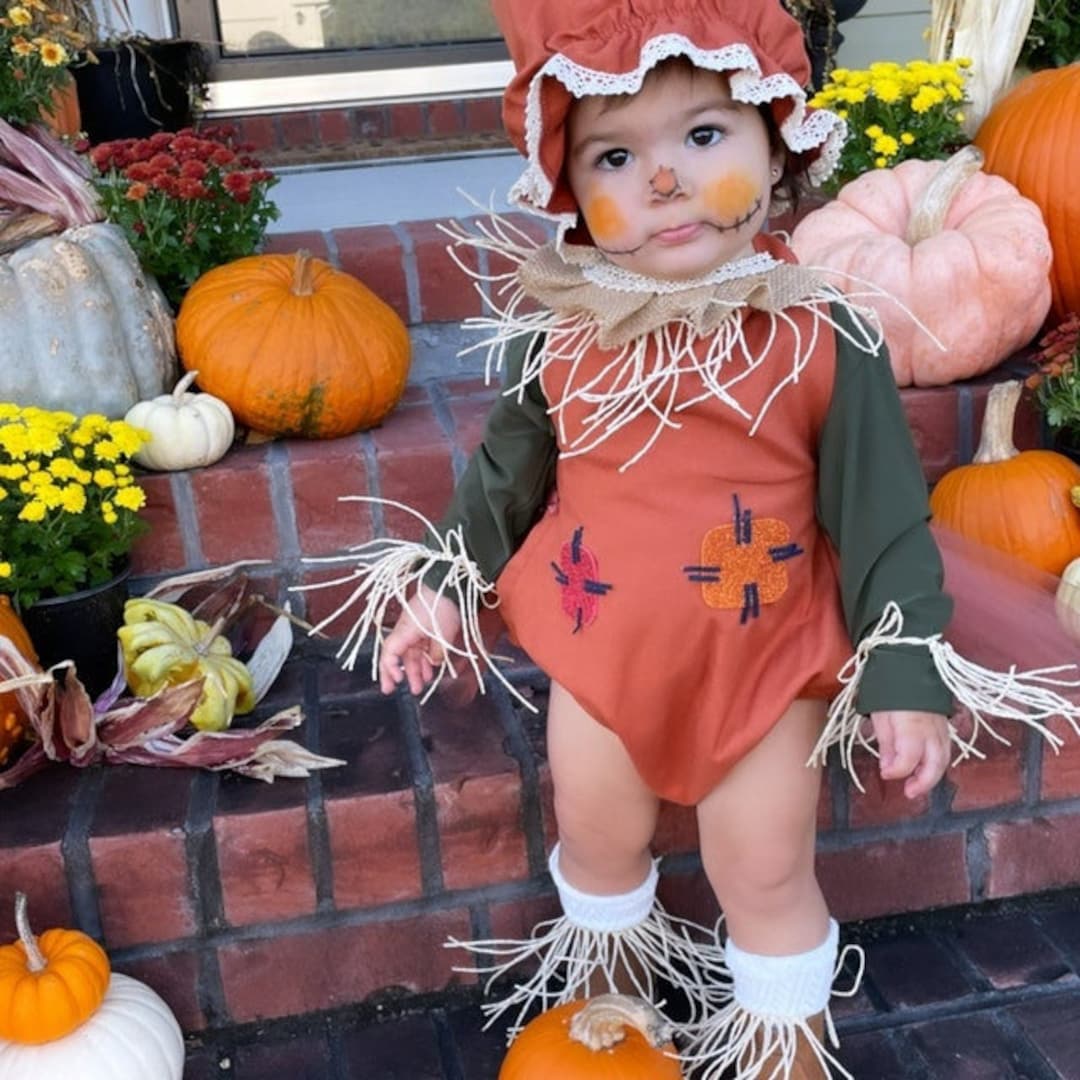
297,497,534,710
812,602,1080,790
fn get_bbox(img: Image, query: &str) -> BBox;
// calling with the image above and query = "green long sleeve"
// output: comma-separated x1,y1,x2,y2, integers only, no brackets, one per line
424,336,558,588
817,305,954,717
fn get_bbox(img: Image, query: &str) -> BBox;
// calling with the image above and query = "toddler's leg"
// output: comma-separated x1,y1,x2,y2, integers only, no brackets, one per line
449,681,726,1038
685,699,854,1080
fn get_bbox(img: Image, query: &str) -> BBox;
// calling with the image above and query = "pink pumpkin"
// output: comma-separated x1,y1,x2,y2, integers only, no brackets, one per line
790,147,1052,387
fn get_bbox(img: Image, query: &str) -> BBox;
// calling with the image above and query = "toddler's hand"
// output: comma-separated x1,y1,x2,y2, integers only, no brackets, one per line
378,584,463,696
870,710,951,800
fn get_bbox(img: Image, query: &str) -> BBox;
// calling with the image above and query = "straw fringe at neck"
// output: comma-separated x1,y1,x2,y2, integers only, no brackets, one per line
440,209,909,471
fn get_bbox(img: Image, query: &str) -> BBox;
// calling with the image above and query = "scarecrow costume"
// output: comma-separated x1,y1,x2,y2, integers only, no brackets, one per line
307,1,1080,1075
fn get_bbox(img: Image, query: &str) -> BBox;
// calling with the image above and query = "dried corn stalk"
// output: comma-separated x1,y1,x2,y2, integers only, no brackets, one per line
929,0,1036,133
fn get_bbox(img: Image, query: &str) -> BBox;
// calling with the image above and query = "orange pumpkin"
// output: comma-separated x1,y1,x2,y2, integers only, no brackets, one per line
40,77,82,138
175,251,411,439
975,65,1080,322
499,996,683,1079
0,893,110,1044
930,381,1080,576
0,598,37,768
790,146,1052,387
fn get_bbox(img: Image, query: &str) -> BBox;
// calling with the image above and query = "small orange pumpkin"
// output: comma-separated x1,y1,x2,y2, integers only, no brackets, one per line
0,597,37,768
175,251,411,439
0,893,110,1044
974,65,1080,322
929,381,1080,576
499,995,683,1079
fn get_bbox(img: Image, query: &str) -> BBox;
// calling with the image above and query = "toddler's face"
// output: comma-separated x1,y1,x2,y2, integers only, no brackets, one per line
566,65,781,281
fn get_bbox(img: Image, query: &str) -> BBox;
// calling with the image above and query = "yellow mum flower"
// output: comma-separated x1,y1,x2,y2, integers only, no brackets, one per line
48,457,79,480
901,132,915,146
831,68,850,83
0,487,6,501
839,86,867,105
11,36,33,55
114,485,146,512
93,468,116,488
955,111,966,123
73,447,86,459
7,6,32,26
0,463,26,480
103,510,118,525
26,459,40,472
39,40,68,66
865,124,884,139
0,405,20,421
0,562,11,578
94,439,120,462
35,483,64,510
873,134,900,157
872,78,902,104
60,483,86,514
115,464,131,477
956,56,973,68
837,109,848,119
107,421,147,457
875,156,889,168
18,501,46,523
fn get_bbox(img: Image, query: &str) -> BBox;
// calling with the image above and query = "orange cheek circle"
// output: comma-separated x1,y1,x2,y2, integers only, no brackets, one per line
582,195,629,244
704,173,762,221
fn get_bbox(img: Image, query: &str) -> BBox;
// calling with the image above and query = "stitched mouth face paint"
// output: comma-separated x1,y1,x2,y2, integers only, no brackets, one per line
704,173,762,225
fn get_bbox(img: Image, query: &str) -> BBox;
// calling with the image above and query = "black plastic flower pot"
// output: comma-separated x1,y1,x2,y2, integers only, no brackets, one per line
73,40,206,144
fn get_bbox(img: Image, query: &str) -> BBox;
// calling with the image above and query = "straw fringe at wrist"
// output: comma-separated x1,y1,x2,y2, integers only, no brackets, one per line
446,847,730,1042
812,602,1080,791
296,497,533,710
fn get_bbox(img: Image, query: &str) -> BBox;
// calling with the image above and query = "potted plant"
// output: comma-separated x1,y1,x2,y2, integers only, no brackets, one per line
86,125,280,308
0,403,150,694
60,0,211,143
1021,0,1080,69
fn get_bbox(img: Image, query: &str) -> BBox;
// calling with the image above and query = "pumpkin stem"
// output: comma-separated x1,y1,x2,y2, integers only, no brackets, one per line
172,370,200,402
567,994,673,1052
973,380,1023,465
291,250,316,297
906,145,985,246
14,892,47,972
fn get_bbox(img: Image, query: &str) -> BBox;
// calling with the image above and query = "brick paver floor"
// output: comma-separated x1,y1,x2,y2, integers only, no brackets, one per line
182,888,1080,1079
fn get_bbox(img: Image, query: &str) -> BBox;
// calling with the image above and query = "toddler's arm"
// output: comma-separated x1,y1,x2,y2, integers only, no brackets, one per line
379,584,462,695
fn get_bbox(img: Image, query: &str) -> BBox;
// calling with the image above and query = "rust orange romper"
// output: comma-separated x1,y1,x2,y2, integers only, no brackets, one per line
495,305,852,805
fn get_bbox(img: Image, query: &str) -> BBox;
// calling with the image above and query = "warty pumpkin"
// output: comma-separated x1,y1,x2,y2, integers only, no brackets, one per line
175,250,411,438
974,64,1080,322
0,597,37,768
929,381,1080,576
790,146,1052,387
0,893,184,1078
499,995,683,1079
118,597,256,731
0,223,177,418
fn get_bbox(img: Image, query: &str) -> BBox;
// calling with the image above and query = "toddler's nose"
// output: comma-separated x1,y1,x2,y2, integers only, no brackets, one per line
649,165,682,200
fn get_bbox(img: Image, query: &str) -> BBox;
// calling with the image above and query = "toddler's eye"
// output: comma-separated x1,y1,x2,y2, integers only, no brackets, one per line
688,126,724,148
597,147,631,169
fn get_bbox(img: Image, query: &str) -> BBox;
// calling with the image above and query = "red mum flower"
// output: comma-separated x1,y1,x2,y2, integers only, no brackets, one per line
222,171,252,196
148,153,178,174
151,173,179,196
210,146,236,167
127,138,154,162
177,177,208,200
148,132,173,151
125,161,155,182
179,159,207,180
89,145,113,171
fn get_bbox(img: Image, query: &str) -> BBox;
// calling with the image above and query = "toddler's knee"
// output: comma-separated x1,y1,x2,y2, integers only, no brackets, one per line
708,844,816,911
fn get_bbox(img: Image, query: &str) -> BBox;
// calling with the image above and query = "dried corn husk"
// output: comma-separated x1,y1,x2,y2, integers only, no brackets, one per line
929,0,1036,133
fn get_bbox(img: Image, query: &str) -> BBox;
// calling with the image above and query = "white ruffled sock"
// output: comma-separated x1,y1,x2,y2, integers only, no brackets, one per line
548,843,659,931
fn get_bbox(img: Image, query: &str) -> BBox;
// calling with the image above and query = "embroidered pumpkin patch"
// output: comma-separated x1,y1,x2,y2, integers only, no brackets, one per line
551,526,613,633
683,495,803,623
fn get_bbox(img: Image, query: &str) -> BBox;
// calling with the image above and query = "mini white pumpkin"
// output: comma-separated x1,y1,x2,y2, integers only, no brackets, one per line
125,370,235,471
1055,555,1080,644
0,973,186,1079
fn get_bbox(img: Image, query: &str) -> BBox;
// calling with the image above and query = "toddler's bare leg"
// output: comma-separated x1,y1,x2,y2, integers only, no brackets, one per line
547,680,660,894
696,697,829,955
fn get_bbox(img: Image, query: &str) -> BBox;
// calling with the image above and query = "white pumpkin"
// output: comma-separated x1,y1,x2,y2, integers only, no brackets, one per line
0,222,177,419
125,370,236,470
0,973,185,1079
1055,555,1080,644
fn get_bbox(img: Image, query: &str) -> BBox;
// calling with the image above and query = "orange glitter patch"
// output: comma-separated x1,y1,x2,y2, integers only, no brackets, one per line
583,194,628,244
704,173,760,222
700,518,792,610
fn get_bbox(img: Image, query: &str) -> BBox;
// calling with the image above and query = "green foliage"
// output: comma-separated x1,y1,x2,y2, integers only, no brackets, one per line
88,125,279,308
1030,315,1080,440
1022,0,1080,70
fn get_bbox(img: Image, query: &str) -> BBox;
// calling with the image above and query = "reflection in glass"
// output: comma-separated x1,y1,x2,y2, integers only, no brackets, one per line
218,0,500,56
